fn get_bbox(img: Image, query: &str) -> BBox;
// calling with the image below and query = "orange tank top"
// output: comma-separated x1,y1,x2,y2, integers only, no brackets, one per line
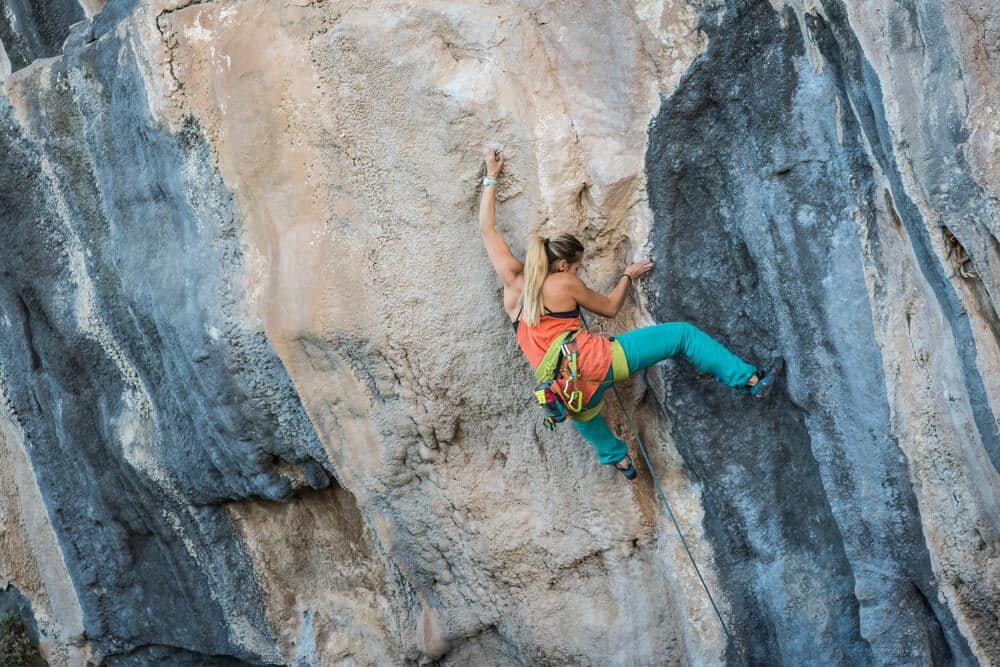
512,302,613,407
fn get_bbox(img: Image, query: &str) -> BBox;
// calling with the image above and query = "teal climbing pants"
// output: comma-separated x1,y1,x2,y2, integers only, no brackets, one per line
572,322,757,465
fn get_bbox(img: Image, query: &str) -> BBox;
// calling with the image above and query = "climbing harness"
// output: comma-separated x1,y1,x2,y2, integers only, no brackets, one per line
531,330,586,429
531,330,628,430
577,312,737,648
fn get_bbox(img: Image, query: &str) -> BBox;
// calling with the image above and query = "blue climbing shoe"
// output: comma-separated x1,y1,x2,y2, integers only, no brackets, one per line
615,454,637,480
748,357,784,399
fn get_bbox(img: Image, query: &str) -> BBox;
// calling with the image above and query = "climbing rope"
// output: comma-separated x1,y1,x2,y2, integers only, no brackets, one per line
578,312,736,648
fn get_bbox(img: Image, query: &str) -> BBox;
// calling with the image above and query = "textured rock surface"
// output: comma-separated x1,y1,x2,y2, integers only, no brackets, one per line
647,2,998,662
0,0,997,665
0,0,85,75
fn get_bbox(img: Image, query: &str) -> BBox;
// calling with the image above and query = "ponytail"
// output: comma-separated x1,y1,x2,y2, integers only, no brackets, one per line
520,233,585,326
522,237,549,326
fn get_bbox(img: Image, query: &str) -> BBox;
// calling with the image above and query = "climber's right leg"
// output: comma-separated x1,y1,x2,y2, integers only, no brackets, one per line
613,322,758,388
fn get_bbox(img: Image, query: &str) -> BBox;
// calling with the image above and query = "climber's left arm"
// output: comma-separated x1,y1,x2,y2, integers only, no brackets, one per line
478,148,523,287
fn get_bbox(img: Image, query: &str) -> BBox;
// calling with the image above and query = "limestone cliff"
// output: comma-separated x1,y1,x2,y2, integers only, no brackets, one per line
0,0,997,664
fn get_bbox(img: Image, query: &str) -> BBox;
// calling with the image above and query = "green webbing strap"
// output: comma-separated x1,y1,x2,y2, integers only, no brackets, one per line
609,339,629,382
577,312,735,648
568,399,604,422
534,331,575,384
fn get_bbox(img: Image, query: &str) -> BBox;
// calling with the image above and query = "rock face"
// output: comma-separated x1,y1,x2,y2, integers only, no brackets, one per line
0,0,997,665
647,2,999,663
0,0,85,75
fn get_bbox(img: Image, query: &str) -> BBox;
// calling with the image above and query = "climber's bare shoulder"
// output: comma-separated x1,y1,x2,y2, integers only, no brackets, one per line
541,271,582,310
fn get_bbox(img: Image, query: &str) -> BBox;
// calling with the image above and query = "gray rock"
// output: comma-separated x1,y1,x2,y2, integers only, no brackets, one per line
646,1,992,663
0,0,84,72
61,19,94,52
0,25,334,664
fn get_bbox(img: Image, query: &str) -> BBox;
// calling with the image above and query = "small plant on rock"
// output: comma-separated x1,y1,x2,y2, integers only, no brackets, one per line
0,613,43,667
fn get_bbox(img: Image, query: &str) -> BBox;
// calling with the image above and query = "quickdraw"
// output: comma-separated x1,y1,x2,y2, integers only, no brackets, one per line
559,334,585,412
533,378,567,431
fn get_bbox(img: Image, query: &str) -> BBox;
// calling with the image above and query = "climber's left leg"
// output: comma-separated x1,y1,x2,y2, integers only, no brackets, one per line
614,322,757,388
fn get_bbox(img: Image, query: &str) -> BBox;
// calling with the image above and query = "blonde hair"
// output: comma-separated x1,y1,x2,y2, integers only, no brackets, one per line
521,233,584,326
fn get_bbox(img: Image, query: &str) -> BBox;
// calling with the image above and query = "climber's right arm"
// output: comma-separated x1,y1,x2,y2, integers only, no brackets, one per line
567,274,630,318
567,261,653,317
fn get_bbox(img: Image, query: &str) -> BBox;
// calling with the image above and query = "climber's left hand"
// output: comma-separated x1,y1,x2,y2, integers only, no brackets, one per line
485,146,505,178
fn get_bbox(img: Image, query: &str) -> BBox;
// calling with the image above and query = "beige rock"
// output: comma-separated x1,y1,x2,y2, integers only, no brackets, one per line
134,0,718,662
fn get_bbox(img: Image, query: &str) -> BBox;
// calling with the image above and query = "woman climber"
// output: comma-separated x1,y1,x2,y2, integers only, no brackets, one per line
478,147,783,479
